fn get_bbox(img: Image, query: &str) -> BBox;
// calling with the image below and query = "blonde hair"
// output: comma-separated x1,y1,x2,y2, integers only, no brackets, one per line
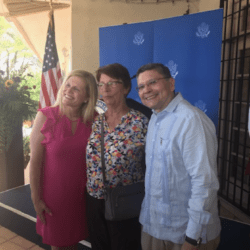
53,69,98,123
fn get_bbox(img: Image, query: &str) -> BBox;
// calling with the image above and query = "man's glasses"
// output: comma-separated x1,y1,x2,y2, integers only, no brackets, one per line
97,81,123,88
136,77,169,92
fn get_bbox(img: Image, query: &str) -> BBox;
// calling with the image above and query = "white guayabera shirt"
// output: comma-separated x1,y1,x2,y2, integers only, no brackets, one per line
140,93,221,244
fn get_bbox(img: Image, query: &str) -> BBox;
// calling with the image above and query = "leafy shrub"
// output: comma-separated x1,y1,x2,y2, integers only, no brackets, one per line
23,135,30,169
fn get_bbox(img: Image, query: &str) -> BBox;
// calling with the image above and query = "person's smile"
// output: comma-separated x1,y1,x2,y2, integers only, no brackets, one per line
144,93,158,100
64,94,73,100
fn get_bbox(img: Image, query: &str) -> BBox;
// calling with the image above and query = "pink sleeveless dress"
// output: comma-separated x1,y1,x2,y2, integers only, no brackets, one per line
36,106,91,247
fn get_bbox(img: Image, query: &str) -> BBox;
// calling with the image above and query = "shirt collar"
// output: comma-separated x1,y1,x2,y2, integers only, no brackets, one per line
152,92,183,115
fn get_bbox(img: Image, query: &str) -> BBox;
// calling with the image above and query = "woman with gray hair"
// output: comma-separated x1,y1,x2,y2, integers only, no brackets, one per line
30,69,98,249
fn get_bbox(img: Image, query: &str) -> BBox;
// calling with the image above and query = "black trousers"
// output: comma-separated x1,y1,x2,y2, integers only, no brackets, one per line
86,193,141,250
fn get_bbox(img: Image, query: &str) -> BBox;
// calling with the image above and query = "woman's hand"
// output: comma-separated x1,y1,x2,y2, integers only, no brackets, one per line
33,199,52,225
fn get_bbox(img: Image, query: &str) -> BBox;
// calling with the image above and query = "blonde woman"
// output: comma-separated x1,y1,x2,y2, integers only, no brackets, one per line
30,70,98,250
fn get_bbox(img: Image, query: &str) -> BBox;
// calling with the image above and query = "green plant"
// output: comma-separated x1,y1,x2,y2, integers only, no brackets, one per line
0,68,37,151
0,16,40,152
19,72,41,102
23,135,30,169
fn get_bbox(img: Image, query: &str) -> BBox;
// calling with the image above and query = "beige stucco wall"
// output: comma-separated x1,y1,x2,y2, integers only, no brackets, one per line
71,0,220,74
199,0,220,12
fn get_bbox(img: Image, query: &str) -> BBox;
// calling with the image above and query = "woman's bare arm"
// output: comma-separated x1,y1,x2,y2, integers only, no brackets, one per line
29,111,51,224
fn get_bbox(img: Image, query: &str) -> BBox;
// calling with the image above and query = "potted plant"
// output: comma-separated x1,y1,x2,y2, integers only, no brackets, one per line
0,65,38,191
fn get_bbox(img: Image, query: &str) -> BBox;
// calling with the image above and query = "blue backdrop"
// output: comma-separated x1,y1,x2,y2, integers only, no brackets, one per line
99,10,223,128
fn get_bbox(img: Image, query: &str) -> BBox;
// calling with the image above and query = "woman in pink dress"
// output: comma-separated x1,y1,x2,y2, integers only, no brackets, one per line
29,69,98,249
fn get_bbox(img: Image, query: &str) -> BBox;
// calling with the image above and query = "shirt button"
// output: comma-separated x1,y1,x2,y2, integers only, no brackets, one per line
156,123,159,125
150,156,152,158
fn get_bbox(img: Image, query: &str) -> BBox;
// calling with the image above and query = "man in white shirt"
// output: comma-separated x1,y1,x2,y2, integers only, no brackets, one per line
136,63,221,250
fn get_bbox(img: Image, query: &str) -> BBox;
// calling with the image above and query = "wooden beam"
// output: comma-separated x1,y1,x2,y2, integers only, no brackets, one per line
3,1,70,17
9,16,43,62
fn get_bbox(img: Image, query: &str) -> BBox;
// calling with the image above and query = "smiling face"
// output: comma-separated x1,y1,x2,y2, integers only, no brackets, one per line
62,76,89,108
98,74,129,107
137,70,175,113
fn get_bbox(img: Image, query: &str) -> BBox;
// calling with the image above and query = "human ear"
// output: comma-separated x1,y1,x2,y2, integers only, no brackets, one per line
170,78,175,91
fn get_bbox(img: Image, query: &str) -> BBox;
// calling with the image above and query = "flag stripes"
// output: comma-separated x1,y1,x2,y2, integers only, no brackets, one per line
39,13,62,109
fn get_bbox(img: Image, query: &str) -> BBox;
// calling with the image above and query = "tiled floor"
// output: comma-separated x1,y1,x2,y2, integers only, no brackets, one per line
0,207,237,250
0,225,45,250
0,195,247,250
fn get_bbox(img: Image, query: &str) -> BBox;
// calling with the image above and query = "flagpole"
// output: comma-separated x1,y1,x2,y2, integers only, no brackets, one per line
39,0,62,109
49,0,54,29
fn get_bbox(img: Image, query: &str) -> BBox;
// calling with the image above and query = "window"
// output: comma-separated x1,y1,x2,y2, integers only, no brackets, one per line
242,6,250,31
239,48,250,75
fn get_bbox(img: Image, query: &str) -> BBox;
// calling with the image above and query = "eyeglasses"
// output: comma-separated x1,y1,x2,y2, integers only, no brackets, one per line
97,81,123,88
136,77,169,92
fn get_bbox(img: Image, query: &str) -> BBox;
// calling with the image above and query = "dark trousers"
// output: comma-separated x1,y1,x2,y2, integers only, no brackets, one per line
86,193,141,250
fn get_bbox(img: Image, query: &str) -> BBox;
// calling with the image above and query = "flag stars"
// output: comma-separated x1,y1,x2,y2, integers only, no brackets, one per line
41,16,61,83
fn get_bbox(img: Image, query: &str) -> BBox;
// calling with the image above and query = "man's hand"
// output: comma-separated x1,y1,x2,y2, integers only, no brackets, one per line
181,241,199,250
33,200,52,224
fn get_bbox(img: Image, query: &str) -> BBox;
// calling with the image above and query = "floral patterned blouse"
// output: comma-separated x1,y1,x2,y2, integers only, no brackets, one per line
86,109,148,199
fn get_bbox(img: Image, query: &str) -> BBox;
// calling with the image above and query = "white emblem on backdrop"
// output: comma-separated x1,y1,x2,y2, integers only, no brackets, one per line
166,60,178,78
133,32,145,45
195,100,207,113
196,22,210,38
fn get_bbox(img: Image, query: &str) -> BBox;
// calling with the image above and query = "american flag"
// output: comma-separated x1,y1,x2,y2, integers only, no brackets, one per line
39,12,62,109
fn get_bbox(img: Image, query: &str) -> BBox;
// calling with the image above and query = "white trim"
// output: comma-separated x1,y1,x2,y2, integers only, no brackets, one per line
0,202,92,248
79,240,92,248
0,184,92,248
0,201,37,223
0,184,30,194
220,215,250,226
219,197,250,225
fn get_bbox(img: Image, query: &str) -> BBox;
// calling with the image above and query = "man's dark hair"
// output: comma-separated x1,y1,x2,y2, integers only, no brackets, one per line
96,63,131,95
136,63,172,79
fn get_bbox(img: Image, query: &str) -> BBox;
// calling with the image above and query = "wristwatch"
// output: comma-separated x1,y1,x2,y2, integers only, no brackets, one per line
185,235,202,246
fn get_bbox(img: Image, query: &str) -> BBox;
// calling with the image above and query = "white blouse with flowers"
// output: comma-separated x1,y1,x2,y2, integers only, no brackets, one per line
86,109,148,199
